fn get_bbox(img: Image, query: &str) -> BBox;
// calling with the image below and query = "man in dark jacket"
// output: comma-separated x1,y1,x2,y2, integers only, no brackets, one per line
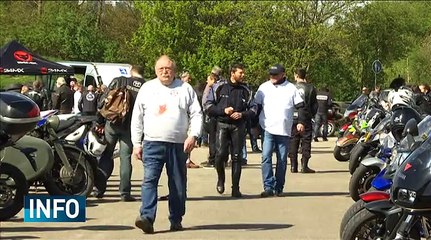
200,66,223,168
26,80,48,111
314,86,332,142
204,63,257,197
289,68,318,173
52,77,74,114
93,65,145,201
78,85,98,116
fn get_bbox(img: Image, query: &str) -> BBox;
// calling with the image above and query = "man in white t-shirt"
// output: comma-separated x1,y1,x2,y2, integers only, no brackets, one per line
254,64,306,197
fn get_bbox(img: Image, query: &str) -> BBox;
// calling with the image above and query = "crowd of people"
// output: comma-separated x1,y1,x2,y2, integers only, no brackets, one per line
6,55,430,234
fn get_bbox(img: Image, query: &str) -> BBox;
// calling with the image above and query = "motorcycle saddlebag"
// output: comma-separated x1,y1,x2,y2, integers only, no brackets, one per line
0,91,41,145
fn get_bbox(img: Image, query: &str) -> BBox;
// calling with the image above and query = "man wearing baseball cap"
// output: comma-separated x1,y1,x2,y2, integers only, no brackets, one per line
254,64,307,197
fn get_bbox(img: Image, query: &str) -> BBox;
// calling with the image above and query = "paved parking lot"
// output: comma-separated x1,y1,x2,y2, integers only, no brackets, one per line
1,138,354,240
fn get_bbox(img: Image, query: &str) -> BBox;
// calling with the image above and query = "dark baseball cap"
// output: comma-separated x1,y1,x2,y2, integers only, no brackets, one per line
269,64,285,75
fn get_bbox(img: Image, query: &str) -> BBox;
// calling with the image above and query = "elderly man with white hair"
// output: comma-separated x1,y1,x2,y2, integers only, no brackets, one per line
52,77,74,114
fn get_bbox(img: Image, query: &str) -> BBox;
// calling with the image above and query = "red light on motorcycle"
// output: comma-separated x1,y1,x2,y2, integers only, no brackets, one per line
359,191,390,202
27,105,40,118
348,112,357,119
404,163,412,172
341,124,349,131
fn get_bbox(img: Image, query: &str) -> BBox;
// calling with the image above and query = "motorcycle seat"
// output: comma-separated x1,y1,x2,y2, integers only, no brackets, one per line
57,117,78,132
78,115,98,124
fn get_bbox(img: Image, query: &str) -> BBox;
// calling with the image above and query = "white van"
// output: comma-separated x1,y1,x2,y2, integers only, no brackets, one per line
57,61,132,87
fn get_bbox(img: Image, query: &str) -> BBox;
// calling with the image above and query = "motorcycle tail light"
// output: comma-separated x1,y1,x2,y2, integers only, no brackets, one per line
348,112,357,120
360,191,390,202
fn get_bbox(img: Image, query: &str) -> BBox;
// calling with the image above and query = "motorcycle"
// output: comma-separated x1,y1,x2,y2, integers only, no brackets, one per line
347,104,389,174
340,117,431,239
348,134,395,201
30,110,96,197
0,92,52,221
333,115,364,162
349,115,431,198
337,94,368,137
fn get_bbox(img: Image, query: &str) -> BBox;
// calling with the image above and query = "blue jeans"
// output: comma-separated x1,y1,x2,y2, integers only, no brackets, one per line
140,141,187,225
97,122,133,196
261,131,289,193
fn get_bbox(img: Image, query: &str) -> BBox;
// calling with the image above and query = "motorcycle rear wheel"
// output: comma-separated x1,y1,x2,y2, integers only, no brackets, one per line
44,149,94,197
0,163,29,221
334,145,354,162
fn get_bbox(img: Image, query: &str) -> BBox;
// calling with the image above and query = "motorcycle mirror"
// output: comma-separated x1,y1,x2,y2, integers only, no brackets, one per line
402,118,419,138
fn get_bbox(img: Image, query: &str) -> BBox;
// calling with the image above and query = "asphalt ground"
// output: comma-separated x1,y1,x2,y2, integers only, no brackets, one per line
0,137,354,240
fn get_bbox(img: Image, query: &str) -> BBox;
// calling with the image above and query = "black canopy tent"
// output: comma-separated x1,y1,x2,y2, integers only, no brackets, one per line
0,40,73,75
0,40,74,91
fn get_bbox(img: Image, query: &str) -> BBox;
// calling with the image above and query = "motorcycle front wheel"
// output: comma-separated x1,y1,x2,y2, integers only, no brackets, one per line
341,208,386,240
339,199,366,238
349,165,380,201
0,163,29,221
348,142,369,174
44,148,94,197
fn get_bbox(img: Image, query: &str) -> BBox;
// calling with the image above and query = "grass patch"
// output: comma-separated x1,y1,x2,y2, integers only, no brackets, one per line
0,75,38,89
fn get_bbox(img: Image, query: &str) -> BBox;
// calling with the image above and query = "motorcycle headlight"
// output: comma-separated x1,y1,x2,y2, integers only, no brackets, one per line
397,188,416,204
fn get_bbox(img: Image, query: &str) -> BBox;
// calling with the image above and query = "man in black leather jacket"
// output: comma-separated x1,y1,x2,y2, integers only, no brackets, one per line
289,68,318,173
204,63,257,197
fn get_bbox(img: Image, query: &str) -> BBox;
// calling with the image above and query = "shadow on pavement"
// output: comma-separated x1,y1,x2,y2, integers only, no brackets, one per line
1,236,40,240
186,191,347,200
315,170,349,173
154,223,293,234
284,191,348,197
186,194,265,201
311,150,334,154
311,146,332,149
1,225,134,232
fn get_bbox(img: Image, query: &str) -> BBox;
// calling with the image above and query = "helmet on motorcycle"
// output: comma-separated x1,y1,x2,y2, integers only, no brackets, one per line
390,106,422,142
388,87,416,110
84,129,107,157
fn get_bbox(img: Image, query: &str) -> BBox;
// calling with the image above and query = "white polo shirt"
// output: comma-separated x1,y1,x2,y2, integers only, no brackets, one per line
254,80,304,136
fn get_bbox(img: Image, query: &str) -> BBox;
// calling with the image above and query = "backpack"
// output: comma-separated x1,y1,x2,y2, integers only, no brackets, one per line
99,86,131,125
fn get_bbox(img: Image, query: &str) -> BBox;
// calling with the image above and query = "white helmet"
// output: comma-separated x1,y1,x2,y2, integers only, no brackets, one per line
388,87,416,110
84,129,107,157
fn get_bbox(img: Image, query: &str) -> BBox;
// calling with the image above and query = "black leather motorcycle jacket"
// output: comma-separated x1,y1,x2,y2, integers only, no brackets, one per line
293,81,318,123
316,90,332,114
205,79,257,124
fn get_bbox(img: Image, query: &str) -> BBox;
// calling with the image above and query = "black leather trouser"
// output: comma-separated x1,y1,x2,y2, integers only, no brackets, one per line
289,121,313,170
203,117,217,164
215,122,245,190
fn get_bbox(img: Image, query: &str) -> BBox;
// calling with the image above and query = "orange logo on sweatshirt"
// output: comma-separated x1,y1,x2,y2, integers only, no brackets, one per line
158,104,167,115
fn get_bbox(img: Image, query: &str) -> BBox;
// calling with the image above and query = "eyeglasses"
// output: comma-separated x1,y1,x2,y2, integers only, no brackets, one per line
157,67,173,72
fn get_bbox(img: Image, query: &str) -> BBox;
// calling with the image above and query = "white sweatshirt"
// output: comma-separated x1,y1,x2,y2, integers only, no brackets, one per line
254,80,304,136
130,78,203,146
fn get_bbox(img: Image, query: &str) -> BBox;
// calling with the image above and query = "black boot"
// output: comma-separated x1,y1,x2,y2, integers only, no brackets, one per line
301,158,315,173
215,160,225,194
290,158,298,173
231,158,242,198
